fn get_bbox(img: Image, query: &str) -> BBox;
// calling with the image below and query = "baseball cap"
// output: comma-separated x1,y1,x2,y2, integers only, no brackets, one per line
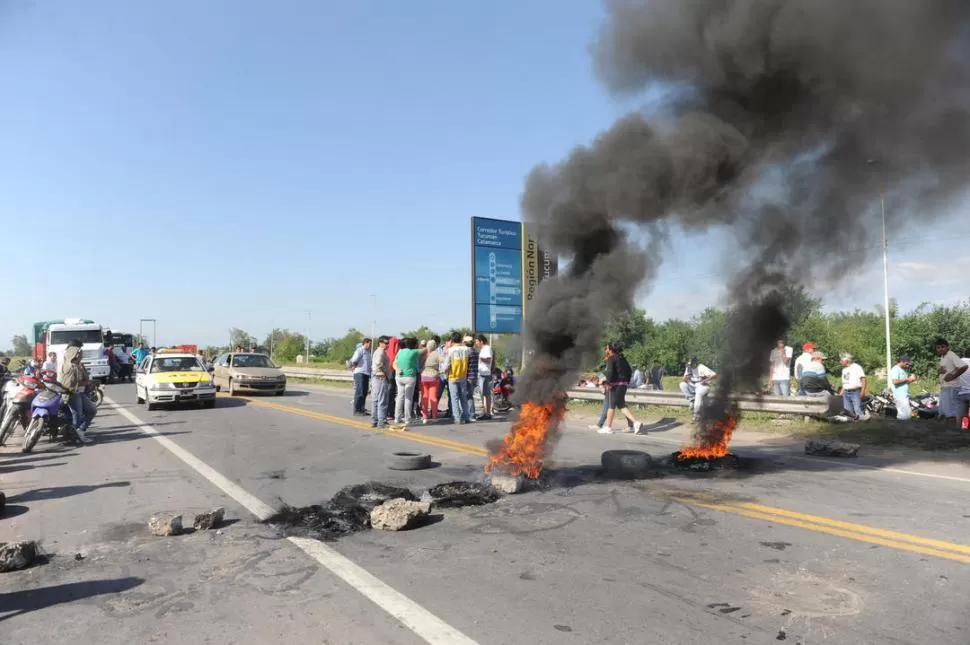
898,354,912,363
802,342,815,351
463,335,474,344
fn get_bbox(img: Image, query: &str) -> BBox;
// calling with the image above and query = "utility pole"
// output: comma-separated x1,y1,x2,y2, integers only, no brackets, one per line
867,159,893,386
305,310,311,361
139,318,157,348
370,294,377,340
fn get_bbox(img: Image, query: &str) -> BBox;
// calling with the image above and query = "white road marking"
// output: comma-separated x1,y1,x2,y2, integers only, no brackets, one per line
104,397,481,645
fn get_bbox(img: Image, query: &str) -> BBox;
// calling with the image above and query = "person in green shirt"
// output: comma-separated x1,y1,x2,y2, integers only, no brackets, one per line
393,338,420,426
889,355,918,420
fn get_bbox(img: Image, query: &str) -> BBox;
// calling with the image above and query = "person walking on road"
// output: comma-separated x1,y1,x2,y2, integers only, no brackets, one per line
442,332,471,424
890,355,918,420
370,337,391,429
475,334,494,420
349,338,372,416
392,338,420,428
838,352,867,421
599,343,643,435
769,339,792,396
936,338,968,425
420,340,442,423
437,336,452,418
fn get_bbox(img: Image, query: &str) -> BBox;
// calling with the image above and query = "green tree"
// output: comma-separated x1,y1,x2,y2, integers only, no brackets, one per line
687,307,728,368
229,327,252,350
779,284,823,330
262,329,308,363
325,329,366,364
10,334,31,356
602,308,652,351
399,326,438,341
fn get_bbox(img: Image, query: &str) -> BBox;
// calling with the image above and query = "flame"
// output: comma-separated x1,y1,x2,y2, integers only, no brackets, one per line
677,414,738,460
486,400,565,479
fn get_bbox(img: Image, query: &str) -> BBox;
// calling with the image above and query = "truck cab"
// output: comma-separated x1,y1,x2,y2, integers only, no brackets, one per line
34,319,110,382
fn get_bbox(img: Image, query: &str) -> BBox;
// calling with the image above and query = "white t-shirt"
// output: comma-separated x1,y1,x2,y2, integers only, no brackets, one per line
478,345,493,376
794,352,814,379
958,358,970,394
42,360,57,372
685,364,715,384
841,363,866,390
939,350,965,389
769,347,792,380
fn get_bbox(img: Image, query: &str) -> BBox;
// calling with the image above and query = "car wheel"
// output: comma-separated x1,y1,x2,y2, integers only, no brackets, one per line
228,379,236,396
136,387,145,404
275,389,285,396
204,399,216,409
147,400,158,411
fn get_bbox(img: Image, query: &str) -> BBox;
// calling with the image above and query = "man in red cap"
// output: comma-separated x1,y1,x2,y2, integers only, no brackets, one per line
794,342,816,396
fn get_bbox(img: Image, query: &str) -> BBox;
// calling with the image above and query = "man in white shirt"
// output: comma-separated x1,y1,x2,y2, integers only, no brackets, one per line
474,335,494,420
794,342,816,395
936,338,968,423
768,339,793,396
838,352,867,420
680,357,716,420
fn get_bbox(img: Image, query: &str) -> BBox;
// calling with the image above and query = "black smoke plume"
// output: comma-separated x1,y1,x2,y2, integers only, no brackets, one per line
515,0,970,443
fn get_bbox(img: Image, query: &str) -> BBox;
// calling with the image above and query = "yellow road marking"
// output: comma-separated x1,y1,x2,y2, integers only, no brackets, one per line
232,395,490,457
231,394,970,564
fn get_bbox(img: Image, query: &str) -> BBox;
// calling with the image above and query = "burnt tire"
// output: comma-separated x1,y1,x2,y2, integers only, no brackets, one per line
388,451,432,471
601,449,652,479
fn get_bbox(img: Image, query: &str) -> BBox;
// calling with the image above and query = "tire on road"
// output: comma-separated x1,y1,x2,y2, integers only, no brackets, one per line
388,451,432,471
601,449,653,479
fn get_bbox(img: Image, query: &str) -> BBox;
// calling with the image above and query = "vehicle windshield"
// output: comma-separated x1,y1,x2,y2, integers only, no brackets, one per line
50,330,103,345
232,354,274,368
105,332,133,347
151,357,205,373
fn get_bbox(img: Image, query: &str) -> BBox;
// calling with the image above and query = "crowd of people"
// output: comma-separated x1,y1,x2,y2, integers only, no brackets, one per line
347,333,504,429
575,335,970,428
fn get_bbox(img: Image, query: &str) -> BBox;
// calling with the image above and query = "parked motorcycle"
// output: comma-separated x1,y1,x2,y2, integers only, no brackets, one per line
911,390,940,419
23,379,77,453
0,373,41,446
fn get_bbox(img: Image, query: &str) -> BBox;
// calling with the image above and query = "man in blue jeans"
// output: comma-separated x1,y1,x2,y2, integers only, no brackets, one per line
839,352,867,420
349,338,372,416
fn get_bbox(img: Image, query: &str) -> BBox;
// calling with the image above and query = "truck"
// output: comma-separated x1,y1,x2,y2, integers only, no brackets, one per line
33,319,111,381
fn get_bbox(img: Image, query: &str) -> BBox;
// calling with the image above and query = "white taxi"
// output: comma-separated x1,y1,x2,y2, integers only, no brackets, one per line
135,352,217,411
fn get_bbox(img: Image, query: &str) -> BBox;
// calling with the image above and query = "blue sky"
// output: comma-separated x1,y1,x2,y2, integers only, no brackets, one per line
0,1,965,349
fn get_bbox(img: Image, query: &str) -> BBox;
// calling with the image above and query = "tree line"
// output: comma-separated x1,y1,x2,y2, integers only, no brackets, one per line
201,288,968,382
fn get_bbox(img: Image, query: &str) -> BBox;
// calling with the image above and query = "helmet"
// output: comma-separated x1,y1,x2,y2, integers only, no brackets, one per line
40,369,57,382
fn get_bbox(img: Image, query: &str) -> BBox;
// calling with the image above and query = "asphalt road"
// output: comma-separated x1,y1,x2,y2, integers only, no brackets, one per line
2,383,969,644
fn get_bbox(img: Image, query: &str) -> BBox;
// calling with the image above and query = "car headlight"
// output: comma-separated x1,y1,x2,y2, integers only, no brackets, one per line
277,375,287,382
152,382,174,390
234,374,250,380
198,380,215,389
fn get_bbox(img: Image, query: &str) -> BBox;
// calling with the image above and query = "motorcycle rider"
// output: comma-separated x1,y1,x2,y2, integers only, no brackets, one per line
60,343,95,444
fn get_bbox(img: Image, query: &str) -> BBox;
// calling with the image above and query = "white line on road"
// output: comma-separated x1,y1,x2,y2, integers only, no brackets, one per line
104,397,481,645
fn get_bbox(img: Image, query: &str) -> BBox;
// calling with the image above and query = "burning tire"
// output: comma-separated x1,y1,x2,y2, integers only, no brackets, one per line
601,449,652,479
388,451,432,471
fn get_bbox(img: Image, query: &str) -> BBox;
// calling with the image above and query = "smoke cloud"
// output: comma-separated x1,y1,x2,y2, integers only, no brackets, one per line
516,0,970,434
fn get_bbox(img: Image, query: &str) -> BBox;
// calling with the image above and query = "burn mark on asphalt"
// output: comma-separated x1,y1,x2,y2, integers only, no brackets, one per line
759,541,792,551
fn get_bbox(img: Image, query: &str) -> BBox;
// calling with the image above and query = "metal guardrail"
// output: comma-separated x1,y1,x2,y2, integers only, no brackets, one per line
281,367,830,415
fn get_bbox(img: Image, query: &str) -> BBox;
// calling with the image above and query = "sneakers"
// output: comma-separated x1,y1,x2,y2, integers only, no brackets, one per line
597,426,613,434
76,429,93,445
633,421,645,435
422,418,429,425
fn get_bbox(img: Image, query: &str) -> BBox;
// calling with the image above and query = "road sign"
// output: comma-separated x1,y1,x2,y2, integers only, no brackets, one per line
471,217,523,334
